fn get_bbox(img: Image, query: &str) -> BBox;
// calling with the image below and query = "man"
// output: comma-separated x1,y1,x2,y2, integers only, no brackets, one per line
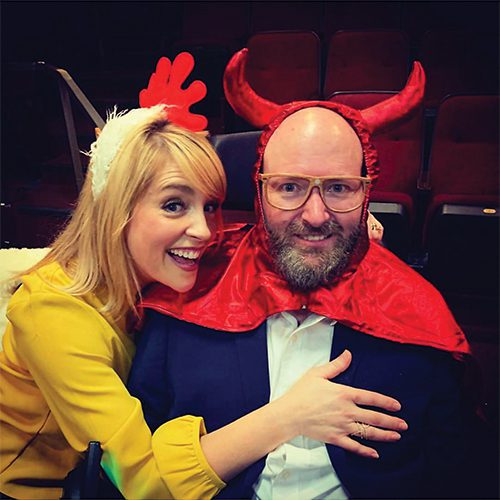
128,54,472,499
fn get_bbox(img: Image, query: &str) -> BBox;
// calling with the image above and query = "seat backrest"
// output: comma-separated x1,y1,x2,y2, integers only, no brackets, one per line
328,91,424,217
324,30,410,97
210,131,261,212
428,94,499,199
418,30,499,109
245,31,321,104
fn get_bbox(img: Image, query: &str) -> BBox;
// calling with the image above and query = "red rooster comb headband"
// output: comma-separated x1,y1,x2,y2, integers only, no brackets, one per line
223,48,425,134
89,52,208,198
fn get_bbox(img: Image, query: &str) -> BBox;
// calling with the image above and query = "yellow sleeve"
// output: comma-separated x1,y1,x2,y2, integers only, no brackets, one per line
8,289,225,499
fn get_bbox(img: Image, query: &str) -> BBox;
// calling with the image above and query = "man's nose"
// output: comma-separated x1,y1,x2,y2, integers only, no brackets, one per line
301,187,331,227
186,209,212,242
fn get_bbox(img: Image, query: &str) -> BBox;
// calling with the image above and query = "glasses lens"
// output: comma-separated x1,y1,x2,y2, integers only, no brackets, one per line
266,176,311,209
322,179,365,211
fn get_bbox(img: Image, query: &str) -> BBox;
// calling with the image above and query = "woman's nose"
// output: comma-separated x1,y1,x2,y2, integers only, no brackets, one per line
185,208,212,241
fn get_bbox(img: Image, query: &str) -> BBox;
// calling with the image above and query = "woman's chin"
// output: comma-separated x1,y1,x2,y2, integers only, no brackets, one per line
164,274,198,294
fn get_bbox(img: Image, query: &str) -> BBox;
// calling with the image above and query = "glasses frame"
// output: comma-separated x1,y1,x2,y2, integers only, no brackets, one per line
258,173,372,213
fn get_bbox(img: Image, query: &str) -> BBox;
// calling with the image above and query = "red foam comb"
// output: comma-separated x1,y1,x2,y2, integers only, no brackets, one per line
139,52,208,131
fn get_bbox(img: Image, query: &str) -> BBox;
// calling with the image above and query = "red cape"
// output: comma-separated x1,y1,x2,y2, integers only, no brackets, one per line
141,101,469,359
141,224,470,358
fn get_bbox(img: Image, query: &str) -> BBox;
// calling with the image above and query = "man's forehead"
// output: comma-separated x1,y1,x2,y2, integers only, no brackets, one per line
265,108,360,148
262,107,363,173
276,107,351,130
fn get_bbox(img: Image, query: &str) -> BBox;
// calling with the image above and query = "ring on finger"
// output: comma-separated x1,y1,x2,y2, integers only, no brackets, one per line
351,421,371,440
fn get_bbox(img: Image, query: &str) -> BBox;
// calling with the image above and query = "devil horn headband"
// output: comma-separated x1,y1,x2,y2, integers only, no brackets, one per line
223,48,425,133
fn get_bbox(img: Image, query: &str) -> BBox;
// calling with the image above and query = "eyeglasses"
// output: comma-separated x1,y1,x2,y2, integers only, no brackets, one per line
258,173,371,213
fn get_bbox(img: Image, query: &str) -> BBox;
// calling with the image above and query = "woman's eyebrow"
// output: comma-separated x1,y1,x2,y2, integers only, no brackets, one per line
159,183,195,195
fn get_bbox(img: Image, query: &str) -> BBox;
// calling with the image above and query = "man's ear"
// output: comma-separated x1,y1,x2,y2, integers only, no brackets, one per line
95,127,101,139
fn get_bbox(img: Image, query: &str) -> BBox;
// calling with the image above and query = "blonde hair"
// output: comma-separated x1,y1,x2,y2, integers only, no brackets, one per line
23,110,226,324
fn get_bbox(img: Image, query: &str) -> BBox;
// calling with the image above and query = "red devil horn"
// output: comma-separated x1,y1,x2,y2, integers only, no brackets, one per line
223,48,282,129
360,61,426,135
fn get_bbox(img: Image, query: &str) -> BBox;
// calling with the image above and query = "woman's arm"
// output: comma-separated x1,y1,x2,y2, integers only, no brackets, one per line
8,290,180,499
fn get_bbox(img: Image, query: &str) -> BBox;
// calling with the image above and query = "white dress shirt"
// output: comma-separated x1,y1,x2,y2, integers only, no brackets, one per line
253,311,348,500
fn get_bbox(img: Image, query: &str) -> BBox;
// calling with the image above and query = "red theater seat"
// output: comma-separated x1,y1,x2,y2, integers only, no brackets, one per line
328,91,424,258
419,30,499,110
424,94,499,296
324,30,410,97
245,31,321,104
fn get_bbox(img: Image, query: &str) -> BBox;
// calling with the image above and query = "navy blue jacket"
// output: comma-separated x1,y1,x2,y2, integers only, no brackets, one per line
128,311,468,499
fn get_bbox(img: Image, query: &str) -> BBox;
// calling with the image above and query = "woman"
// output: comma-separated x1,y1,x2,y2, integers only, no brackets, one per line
0,104,398,500
0,105,218,498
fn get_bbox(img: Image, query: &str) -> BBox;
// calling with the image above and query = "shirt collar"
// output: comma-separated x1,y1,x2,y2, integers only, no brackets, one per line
276,311,337,330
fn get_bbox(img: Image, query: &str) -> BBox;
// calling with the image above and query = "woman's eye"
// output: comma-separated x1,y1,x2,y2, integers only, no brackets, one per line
204,201,220,214
162,199,186,214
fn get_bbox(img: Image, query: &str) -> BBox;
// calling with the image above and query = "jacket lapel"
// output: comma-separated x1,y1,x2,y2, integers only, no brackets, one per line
233,322,270,415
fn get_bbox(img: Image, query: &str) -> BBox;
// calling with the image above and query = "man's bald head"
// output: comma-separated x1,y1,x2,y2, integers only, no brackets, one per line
263,108,363,176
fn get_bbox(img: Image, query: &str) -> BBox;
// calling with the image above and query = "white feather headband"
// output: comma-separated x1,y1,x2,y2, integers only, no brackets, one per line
87,104,167,198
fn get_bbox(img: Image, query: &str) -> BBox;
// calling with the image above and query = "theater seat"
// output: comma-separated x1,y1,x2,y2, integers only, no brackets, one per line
324,30,410,97
419,30,499,111
210,131,261,225
328,91,424,259
61,442,122,499
424,94,499,296
424,94,499,432
245,31,321,104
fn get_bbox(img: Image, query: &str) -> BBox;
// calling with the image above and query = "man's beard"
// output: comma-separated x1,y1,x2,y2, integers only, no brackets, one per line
266,218,361,292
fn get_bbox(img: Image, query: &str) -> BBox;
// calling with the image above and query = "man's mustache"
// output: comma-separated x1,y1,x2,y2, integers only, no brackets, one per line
286,219,344,238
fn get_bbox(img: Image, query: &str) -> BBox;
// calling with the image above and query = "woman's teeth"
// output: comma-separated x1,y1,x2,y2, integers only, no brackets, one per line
168,248,201,260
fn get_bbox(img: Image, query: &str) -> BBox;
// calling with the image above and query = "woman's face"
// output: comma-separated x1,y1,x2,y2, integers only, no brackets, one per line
127,162,219,292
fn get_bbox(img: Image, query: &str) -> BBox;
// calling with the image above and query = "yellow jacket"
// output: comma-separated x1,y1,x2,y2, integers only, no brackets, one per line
0,261,224,499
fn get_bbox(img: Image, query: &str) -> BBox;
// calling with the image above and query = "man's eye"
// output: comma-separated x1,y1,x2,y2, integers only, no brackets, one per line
204,201,220,214
279,183,301,193
327,183,351,194
162,199,186,214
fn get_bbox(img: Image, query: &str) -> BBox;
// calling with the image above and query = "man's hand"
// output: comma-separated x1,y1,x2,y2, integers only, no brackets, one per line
276,350,407,458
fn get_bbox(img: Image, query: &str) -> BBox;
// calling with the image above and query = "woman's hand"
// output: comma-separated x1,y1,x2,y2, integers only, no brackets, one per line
276,350,407,458
200,351,407,480
367,212,384,242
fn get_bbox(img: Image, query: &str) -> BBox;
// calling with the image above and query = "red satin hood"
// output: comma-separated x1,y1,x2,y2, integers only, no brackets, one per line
142,225,470,357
